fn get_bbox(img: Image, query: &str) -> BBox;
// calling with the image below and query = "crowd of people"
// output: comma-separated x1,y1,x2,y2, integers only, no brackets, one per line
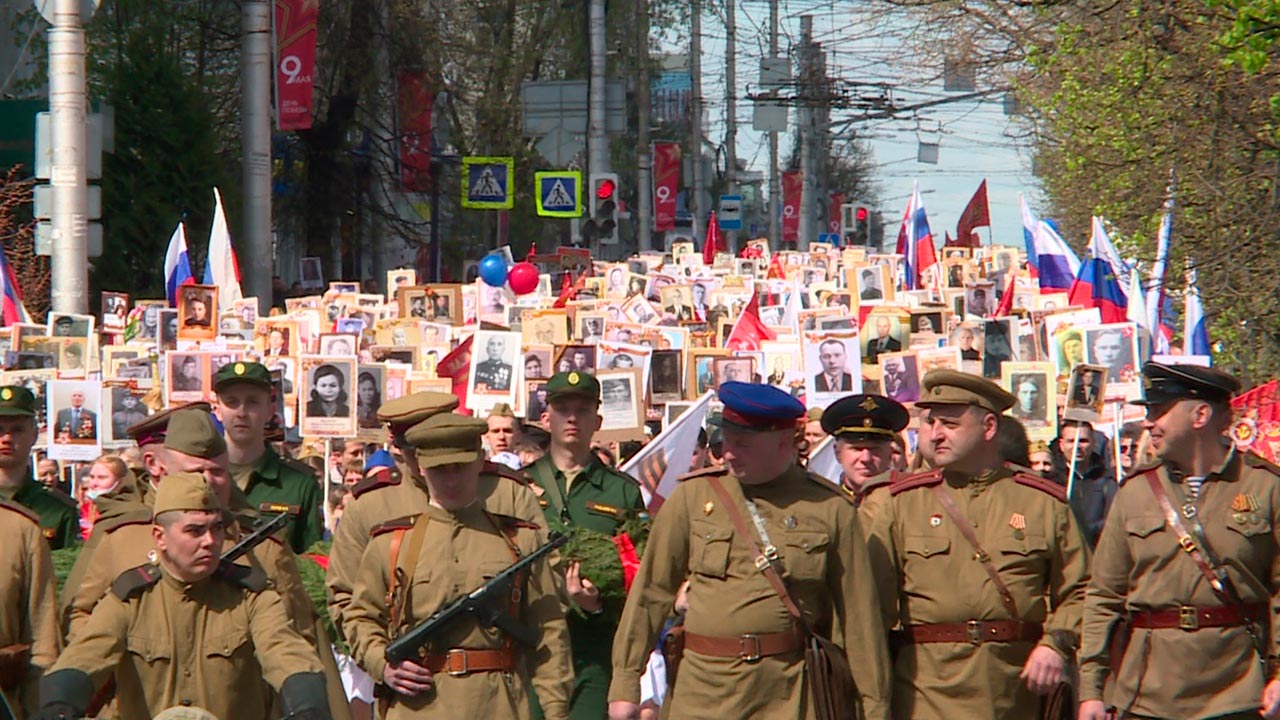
0,238,1276,720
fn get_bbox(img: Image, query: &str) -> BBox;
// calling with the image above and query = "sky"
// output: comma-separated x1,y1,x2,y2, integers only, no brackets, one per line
685,0,1044,248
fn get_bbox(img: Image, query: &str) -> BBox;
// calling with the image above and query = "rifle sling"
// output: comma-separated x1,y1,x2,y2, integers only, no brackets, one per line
929,484,1020,619
530,458,570,523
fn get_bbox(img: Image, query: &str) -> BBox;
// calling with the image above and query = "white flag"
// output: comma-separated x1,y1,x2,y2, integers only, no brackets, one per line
620,392,714,511
806,435,842,487
204,187,243,311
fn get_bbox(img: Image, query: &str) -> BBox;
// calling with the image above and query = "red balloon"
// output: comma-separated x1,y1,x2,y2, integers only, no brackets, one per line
508,262,539,295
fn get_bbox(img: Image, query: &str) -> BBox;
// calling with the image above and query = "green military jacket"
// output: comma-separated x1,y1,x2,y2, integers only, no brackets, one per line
6,478,78,549
236,447,324,554
524,455,645,535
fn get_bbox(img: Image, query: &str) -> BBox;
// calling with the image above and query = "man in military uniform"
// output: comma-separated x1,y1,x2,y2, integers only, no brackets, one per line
608,381,891,720
1080,363,1280,720
32,472,332,720
0,387,77,548
343,413,573,719
474,336,513,391
821,393,908,534
0,494,60,718
326,392,544,638
867,370,1089,719
213,360,324,553
526,371,645,720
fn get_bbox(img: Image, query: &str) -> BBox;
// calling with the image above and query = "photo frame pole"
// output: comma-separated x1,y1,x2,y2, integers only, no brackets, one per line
1112,400,1124,486
1066,429,1082,501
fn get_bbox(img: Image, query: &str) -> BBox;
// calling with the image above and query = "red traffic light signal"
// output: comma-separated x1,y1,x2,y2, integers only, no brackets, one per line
855,206,869,222
595,178,617,200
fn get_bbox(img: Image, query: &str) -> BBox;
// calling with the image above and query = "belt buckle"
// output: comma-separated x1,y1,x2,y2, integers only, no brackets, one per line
739,634,762,662
966,620,983,645
446,648,470,676
1179,606,1199,631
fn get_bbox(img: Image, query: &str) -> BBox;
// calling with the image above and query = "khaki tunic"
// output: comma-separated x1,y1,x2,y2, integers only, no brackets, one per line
843,470,893,538
50,564,323,720
344,503,573,720
867,467,1090,720
59,481,152,635
609,465,893,720
1079,453,1280,719
327,463,543,636
0,500,60,719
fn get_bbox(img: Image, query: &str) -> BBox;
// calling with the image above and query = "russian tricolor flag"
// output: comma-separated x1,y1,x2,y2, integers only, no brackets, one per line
1069,217,1130,323
895,182,939,291
0,246,31,326
163,222,195,307
1145,180,1177,353
1184,260,1210,357
1020,194,1080,293
203,188,243,311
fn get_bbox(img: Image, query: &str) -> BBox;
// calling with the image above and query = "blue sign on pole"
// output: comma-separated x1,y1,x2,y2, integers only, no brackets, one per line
718,194,743,231
818,233,841,245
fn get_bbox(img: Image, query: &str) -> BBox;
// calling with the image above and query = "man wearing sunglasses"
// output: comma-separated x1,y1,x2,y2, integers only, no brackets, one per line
1079,362,1280,720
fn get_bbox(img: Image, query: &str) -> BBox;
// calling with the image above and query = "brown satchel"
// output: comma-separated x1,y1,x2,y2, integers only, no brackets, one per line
705,476,859,720
0,644,30,692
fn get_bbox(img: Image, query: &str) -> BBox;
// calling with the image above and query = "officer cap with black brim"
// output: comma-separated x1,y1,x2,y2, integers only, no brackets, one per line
821,393,909,442
1131,362,1240,406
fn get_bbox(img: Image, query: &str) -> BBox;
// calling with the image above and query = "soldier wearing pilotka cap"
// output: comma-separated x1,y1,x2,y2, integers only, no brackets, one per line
1079,362,1280,720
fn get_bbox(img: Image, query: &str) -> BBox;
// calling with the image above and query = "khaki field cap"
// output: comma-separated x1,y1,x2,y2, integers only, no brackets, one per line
408,413,489,468
376,391,460,436
152,471,224,517
918,369,1016,414
128,402,213,446
163,409,228,459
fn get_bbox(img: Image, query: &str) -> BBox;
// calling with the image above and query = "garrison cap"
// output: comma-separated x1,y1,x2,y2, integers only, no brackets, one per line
213,360,272,392
804,406,824,423
918,369,1016,414
152,471,224,516
127,402,212,446
0,386,36,417
376,391,459,437
717,381,806,432
546,371,601,404
408,413,488,468
1134,362,1240,406
162,408,228,459
488,403,516,418
821,394,909,442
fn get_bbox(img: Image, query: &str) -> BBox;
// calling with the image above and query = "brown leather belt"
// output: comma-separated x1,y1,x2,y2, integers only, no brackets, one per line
421,647,515,676
902,620,1043,645
683,628,805,660
1129,603,1267,631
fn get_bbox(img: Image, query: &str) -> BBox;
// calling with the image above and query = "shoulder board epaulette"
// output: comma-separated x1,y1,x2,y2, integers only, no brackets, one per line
1011,472,1068,502
370,515,418,538
802,471,851,500
889,469,944,496
258,502,301,516
45,488,77,510
483,461,530,484
99,508,155,534
0,499,38,524
491,513,541,531
111,563,162,600
217,562,269,592
351,468,401,499
677,465,729,483
1003,461,1035,475
281,457,320,480
1243,452,1280,477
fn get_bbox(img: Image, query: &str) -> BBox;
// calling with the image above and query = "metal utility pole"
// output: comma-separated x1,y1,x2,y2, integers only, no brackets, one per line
724,0,737,253
241,0,273,312
635,0,653,252
689,0,705,242
797,15,814,251
588,0,610,177
767,0,780,250
48,0,88,313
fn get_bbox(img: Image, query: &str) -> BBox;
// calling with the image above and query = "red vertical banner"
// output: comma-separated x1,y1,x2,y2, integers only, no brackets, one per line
782,171,803,244
397,72,435,193
827,192,845,237
652,142,680,232
273,0,318,131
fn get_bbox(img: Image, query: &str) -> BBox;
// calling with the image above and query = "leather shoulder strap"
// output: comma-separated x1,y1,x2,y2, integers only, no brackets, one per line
387,514,431,633
1143,471,1230,597
889,468,944,496
928,484,1020,618
528,458,567,517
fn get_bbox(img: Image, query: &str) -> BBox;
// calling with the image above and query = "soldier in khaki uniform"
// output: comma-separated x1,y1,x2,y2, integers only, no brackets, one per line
326,392,543,637
867,370,1090,719
608,381,892,720
343,413,573,719
0,387,77,549
821,393,909,534
214,361,325,553
1080,363,1280,720
31,472,332,720
0,497,60,719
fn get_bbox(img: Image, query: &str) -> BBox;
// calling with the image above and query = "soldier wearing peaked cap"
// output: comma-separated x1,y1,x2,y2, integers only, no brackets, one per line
326,392,544,642
31,472,332,720
0,387,78,550
609,381,892,720
866,369,1089,720
1079,363,1280,720
213,360,324,554
821,393,909,535
343,413,572,720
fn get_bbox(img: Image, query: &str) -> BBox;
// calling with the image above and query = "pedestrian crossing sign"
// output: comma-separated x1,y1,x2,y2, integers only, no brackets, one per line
461,156,514,210
535,171,582,218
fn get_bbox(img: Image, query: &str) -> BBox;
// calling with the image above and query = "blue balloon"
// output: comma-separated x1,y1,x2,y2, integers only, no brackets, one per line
478,255,509,287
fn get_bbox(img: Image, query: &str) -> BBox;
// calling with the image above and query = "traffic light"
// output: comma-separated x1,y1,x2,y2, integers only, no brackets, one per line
841,202,871,247
583,173,620,245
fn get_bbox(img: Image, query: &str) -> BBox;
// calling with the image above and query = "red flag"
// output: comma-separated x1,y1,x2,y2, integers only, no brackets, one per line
944,230,956,247
993,268,1018,317
552,271,587,309
726,292,777,351
956,179,990,247
435,335,474,415
766,254,786,279
703,212,721,265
